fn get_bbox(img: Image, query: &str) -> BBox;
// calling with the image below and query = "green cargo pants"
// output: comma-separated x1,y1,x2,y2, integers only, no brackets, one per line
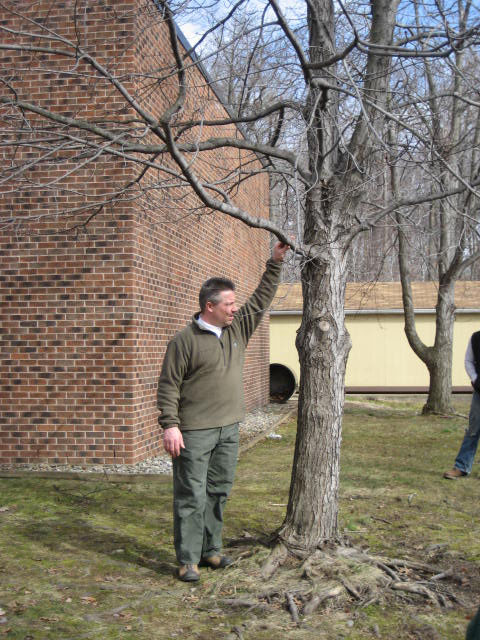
172,423,239,565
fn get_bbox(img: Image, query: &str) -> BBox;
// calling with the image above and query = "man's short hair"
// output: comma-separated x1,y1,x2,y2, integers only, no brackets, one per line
199,277,235,312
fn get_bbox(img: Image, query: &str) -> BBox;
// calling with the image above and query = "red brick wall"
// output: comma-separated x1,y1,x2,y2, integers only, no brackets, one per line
0,1,271,464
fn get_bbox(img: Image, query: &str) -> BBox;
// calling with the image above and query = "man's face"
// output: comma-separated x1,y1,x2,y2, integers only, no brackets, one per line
206,290,238,327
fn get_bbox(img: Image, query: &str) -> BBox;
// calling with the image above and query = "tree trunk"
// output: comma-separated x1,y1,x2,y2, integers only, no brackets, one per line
398,230,456,415
423,352,454,415
275,0,398,553
278,190,351,552
422,281,456,414
394,132,455,416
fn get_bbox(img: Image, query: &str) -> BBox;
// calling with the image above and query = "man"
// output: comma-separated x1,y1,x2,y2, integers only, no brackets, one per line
157,241,289,581
443,331,480,479
467,605,480,640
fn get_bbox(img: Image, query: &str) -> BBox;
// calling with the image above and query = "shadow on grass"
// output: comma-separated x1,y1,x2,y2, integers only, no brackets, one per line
225,530,275,550
17,516,176,576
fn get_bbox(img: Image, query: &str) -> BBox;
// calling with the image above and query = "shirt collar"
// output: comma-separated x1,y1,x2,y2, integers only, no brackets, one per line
195,314,223,338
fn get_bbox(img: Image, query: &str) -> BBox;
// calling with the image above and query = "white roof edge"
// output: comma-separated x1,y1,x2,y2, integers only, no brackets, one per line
270,309,480,316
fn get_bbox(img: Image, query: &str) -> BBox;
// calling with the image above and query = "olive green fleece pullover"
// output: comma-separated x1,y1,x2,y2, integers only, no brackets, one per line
157,258,282,431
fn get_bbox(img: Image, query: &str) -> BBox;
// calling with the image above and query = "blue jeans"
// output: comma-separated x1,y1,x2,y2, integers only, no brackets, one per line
454,391,480,474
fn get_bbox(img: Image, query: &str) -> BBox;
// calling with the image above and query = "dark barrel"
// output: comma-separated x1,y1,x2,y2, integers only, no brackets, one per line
269,363,296,403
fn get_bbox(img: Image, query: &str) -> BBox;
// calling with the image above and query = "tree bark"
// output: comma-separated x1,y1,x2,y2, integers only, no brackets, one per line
277,0,399,552
277,0,347,551
278,230,351,551
423,351,455,415
422,280,456,414
397,227,456,415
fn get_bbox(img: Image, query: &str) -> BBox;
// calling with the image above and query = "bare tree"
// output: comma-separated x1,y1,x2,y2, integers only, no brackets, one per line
1,0,480,572
200,7,307,280
370,1,480,414
205,1,480,417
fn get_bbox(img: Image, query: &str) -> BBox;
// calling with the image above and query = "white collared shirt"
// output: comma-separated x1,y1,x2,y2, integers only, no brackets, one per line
465,337,477,382
196,315,223,339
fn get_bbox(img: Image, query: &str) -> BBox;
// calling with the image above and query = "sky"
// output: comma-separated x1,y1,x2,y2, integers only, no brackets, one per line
177,0,306,47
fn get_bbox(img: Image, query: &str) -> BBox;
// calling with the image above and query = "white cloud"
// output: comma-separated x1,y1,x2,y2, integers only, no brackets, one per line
177,21,203,47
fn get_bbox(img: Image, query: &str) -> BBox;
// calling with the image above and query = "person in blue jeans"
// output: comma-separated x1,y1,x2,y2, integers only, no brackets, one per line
444,332,480,479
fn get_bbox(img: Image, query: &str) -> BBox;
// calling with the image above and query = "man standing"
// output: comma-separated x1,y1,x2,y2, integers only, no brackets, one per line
157,241,289,581
443,331,480,479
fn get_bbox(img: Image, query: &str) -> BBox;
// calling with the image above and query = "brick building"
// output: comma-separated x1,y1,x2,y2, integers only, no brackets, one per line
0,2,271,464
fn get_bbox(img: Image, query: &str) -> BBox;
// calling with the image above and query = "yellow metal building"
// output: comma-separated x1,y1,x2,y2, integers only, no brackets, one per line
270,281,480,393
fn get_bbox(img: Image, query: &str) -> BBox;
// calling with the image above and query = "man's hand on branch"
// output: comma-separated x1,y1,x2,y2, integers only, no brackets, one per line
272,241,290,263
163,425,185,458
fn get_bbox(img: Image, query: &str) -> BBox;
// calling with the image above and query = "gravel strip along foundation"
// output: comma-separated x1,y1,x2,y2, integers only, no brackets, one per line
0,399,297,481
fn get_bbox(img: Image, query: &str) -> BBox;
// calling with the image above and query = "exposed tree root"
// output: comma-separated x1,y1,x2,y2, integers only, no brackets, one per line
391,581,440,606
260,541,289,580
285,591,300,624
422,407,467,419
431,567,454,581
251,541,469,626
302,585,343,616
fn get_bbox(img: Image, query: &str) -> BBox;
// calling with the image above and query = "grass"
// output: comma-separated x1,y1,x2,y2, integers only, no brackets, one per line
0,395,479,639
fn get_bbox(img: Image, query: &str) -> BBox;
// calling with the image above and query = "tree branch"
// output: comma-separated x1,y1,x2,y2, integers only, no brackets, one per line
268,0,312,85
161,121,299,250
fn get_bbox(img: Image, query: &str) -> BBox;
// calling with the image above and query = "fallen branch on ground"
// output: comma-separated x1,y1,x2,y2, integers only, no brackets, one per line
285,592,300,624
220,598,270,611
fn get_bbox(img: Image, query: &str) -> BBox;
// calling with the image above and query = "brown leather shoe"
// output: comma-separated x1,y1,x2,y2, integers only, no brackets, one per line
198,555,233,570
176,564,200,582
443,468,467,479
